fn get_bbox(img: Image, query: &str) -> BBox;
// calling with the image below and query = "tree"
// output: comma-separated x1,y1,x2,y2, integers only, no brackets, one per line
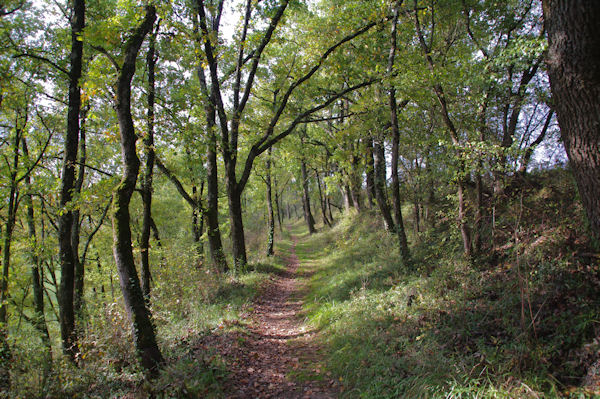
194,0,377,268
387,0,410,263
140,22,159,299
109,5,163,375
543,0,600,240
58,0,84,361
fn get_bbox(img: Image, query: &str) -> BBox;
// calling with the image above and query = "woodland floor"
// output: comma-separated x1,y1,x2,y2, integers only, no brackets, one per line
196,234,341,398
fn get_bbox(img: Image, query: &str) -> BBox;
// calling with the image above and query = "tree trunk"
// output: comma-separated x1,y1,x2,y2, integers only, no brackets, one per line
22,138,52,364
365,138,376,209
73,107,87,315
192,184,205,258
266,148,275,256
372,137,395,231
342,184,353,211
389,99,410,260
0,128,20,389
315,170,331,227
227,180,247,268
274,176,283,232
193,23,229,272
413,201,420,234
473,171,484,253
414,2,472,258
349,173,363,213
457,180,472,257
301,159,317,234
112,6,163,376
543,0,600,240
58,0,84,361
388,1,411,263
140,26,157,299
206,136,228,272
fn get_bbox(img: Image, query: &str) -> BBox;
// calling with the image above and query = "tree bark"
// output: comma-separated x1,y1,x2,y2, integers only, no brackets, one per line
543,1,600,240
372,137,395,231
191,184,205,258
388,91,410,261
387,6,411,261
205,145,228,271
21,138,52,363
73,107,87,315
140,25,158,299
315,170,331,227
111,6,163,375
342,183,353,211
365,138,376,208
0,126,20,389
192,8,229,272
301,159,317,234
266,148,275,256
274,176,283,232
58,0,84,361
227,179,247,267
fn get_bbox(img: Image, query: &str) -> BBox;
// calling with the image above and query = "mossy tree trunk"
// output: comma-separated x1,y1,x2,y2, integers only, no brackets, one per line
112,6,163,375
140,24,158,299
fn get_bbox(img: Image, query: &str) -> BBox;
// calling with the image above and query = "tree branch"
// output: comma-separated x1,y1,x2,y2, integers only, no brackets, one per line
12,53,69,76
155,156,197,208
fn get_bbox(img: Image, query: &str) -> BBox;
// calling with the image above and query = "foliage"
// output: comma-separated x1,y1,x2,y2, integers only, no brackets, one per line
299,172,599,398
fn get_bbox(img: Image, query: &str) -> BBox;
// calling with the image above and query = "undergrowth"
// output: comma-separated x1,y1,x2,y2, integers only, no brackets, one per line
14,236,288,399
298,171,600,398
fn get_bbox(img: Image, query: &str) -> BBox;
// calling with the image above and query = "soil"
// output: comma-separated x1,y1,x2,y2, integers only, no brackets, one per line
213,236,340,398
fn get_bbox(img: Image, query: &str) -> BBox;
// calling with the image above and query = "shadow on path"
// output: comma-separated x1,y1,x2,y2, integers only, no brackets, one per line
213,234,340,399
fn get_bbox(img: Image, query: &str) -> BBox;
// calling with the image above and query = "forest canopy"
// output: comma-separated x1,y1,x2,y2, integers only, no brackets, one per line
0,0,599,397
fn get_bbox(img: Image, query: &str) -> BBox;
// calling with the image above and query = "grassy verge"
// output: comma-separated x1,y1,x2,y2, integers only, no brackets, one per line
29,237,290,399
296,206,600,398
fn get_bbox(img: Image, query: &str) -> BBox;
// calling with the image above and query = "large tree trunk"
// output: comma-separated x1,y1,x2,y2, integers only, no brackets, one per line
543,0,600,240
301,159,317,234
58,0,84,361
266,148,275,256
140,26,157,299
227,179,247,268
206,145,228,271
372,137,395,231
112,6,163,376
193,16,229,272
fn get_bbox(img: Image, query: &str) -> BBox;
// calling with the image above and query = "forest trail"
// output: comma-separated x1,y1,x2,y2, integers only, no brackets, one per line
219,234,339,399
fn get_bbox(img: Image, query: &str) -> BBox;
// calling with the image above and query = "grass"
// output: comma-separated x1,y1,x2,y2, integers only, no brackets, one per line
21,233,291,399
293,186,600,399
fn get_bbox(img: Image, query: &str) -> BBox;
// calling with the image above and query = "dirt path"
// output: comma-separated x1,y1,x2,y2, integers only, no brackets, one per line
220,235,339,399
